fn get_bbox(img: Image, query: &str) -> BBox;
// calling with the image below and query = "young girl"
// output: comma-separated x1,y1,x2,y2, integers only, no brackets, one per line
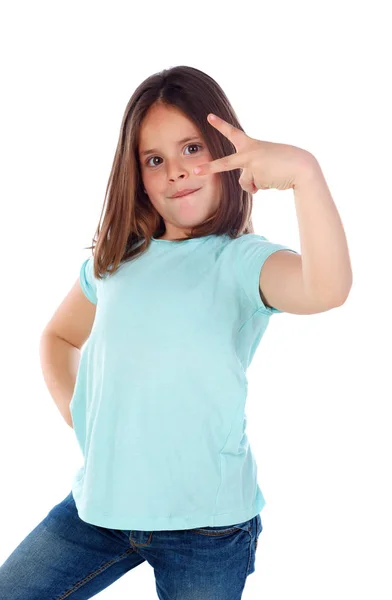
0,65,352,599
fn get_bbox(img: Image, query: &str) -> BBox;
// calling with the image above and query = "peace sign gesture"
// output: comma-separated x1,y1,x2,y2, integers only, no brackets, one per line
193,113,315,193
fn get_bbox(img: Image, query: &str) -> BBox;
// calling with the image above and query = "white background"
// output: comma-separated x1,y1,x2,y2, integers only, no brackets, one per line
0,1,390,598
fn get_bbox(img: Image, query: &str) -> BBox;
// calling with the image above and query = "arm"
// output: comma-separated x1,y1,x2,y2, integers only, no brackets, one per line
293,157,353,307
39,333,80,428
259,157,353,314
39,276,97,428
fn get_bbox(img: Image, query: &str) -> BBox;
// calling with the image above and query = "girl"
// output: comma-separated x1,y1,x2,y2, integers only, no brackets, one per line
0,65,352,599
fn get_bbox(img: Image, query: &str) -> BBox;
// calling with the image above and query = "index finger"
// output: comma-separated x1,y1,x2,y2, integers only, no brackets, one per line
193,151,249,176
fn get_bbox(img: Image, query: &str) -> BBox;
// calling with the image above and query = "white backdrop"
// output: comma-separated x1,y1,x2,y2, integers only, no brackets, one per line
0,1,390,598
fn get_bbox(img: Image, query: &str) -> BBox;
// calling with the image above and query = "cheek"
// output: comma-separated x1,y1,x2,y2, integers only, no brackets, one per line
143,178,159,198
144,172,166,193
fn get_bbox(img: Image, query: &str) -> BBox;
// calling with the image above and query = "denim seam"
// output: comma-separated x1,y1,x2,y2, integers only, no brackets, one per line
129,531,154,547
54,548,136,599
191,522,251,536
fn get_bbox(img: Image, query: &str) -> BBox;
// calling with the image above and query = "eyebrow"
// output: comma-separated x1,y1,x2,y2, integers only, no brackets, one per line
139,136,201,157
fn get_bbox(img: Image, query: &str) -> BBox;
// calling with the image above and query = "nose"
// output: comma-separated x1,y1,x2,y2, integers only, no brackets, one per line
166,160,190,182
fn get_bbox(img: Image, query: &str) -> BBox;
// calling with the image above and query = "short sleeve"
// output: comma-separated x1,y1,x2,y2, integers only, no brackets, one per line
79,256,98,304
234,233,299,315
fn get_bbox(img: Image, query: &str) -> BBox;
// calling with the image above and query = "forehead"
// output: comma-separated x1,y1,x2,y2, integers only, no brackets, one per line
138,104,201,153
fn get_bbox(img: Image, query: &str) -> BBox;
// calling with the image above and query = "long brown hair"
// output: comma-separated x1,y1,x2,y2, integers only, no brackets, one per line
86,65,256,280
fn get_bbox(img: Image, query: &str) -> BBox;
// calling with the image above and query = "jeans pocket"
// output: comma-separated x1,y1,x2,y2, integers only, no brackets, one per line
192,518,252,537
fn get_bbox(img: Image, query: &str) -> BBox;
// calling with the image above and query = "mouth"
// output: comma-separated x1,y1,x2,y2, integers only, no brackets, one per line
171,188,201,199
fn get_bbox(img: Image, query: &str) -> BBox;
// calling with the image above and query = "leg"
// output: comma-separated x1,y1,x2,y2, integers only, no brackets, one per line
134,514,262,600
0,491,146,599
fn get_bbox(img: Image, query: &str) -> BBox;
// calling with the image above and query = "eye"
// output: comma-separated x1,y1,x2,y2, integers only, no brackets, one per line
145,143,203,168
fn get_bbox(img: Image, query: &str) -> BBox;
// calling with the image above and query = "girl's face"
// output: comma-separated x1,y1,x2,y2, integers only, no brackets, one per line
138,103,222,240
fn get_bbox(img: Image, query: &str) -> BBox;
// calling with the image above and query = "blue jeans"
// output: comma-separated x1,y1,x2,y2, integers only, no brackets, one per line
0,490,263,599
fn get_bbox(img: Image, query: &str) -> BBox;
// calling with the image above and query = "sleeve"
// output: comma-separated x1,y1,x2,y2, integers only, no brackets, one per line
234,233,299,315
79,256,98,304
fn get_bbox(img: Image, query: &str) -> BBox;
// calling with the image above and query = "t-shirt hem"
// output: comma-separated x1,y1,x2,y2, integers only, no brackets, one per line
71,488,266,531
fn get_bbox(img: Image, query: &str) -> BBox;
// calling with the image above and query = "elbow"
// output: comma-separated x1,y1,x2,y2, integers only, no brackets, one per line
330,283,353,308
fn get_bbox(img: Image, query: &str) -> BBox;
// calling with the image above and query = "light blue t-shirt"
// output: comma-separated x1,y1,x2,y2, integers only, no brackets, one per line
70,232,298,530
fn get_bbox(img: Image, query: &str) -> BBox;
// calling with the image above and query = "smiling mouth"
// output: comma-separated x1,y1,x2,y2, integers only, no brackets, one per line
172,188,201,198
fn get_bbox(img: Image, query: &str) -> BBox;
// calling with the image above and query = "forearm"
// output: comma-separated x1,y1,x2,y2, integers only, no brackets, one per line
293,157,353,306
39,332,80,428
